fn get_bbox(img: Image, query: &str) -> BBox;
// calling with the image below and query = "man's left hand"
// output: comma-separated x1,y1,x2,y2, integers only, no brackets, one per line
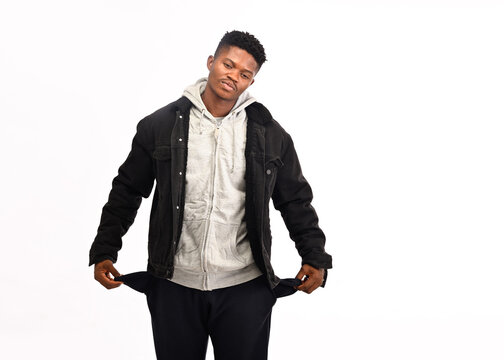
295,264,325,294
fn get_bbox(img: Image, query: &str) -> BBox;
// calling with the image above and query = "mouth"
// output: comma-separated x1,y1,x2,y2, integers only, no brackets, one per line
220,80,236,92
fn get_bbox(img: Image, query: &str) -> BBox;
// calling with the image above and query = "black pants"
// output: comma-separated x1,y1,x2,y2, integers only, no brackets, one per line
116,272,300,360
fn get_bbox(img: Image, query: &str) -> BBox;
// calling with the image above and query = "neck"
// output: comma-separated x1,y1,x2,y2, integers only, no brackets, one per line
201,90,236,118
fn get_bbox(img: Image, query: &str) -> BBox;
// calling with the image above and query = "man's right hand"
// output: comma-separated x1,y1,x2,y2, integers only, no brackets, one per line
94,259,123,289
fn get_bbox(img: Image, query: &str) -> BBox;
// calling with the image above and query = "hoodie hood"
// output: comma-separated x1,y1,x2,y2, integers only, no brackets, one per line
182,77,256,173
182,77,256,120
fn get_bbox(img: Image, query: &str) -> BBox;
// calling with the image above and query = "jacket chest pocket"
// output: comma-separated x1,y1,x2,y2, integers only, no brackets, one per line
153,146,172,161
152,146,172,192
265,156,283,196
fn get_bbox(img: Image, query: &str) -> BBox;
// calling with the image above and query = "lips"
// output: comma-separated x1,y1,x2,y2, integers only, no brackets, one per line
220,80,236,91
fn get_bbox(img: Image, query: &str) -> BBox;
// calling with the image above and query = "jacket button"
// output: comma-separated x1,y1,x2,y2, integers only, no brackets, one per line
176,205,179,210
266,169,272,175
178,138,183,142
179,171,182,175
179,115,183,119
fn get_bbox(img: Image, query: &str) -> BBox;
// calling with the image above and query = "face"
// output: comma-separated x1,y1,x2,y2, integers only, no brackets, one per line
205,45,258,103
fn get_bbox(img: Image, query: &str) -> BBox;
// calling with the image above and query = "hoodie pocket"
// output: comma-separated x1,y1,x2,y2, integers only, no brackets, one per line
210,221,249,267
177,220,205,254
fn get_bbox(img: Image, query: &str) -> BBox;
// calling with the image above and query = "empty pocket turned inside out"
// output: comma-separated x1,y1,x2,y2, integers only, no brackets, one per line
273,278,302,298
115,271,154,294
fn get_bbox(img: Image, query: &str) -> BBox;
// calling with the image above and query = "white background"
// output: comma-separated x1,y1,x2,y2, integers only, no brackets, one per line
1,0,503,359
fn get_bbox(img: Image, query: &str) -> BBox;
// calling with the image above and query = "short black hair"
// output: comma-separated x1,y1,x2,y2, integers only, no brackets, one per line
214,30,267,71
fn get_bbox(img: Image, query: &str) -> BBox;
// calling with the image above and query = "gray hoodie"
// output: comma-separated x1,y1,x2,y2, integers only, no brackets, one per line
167,78,263,290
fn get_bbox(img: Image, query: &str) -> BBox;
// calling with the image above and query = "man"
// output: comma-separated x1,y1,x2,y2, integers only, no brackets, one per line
89,30,332,360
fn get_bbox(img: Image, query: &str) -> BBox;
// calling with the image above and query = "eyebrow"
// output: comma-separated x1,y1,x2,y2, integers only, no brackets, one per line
224,58,254,75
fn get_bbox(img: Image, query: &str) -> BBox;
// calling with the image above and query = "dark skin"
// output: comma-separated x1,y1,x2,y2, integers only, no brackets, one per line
94,45,325,294
94,259,122,289
201,45,257,117
295,264,325,294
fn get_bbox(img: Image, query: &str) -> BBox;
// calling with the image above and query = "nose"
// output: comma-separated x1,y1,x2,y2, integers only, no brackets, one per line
227,70,239,82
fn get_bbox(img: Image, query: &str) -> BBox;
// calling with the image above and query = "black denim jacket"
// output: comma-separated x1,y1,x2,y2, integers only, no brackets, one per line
89,97,332,289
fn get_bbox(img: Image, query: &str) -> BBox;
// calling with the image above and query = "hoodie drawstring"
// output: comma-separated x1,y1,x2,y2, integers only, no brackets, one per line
231,112,236,173
199,109,205,135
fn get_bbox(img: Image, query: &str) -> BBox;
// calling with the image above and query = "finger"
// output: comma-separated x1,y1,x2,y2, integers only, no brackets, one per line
295,268,306,281
97,261,121,279
296,276,314,291
95,271,122,289
295,276,309,290
106,272,123,284
298,273,324,293
304,280,320,294
99,262,120,277
102,277,122,289
109,266,121,278
308,273,325,293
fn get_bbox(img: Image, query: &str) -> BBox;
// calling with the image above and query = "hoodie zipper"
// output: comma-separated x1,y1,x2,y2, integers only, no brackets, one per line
200,122,221,289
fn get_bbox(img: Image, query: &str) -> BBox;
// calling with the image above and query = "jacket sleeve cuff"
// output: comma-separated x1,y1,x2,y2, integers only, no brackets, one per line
88,254,117,267
301,250,333,270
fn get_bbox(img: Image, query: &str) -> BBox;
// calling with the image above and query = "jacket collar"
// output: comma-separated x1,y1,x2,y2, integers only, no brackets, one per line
245,102,272,125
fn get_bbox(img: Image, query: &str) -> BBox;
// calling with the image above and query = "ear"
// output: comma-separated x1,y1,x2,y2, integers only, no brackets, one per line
207,55,214,71
250,78,255,86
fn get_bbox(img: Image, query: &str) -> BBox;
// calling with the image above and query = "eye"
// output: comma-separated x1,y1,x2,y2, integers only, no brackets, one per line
223,62,232,69
241,73,250,80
